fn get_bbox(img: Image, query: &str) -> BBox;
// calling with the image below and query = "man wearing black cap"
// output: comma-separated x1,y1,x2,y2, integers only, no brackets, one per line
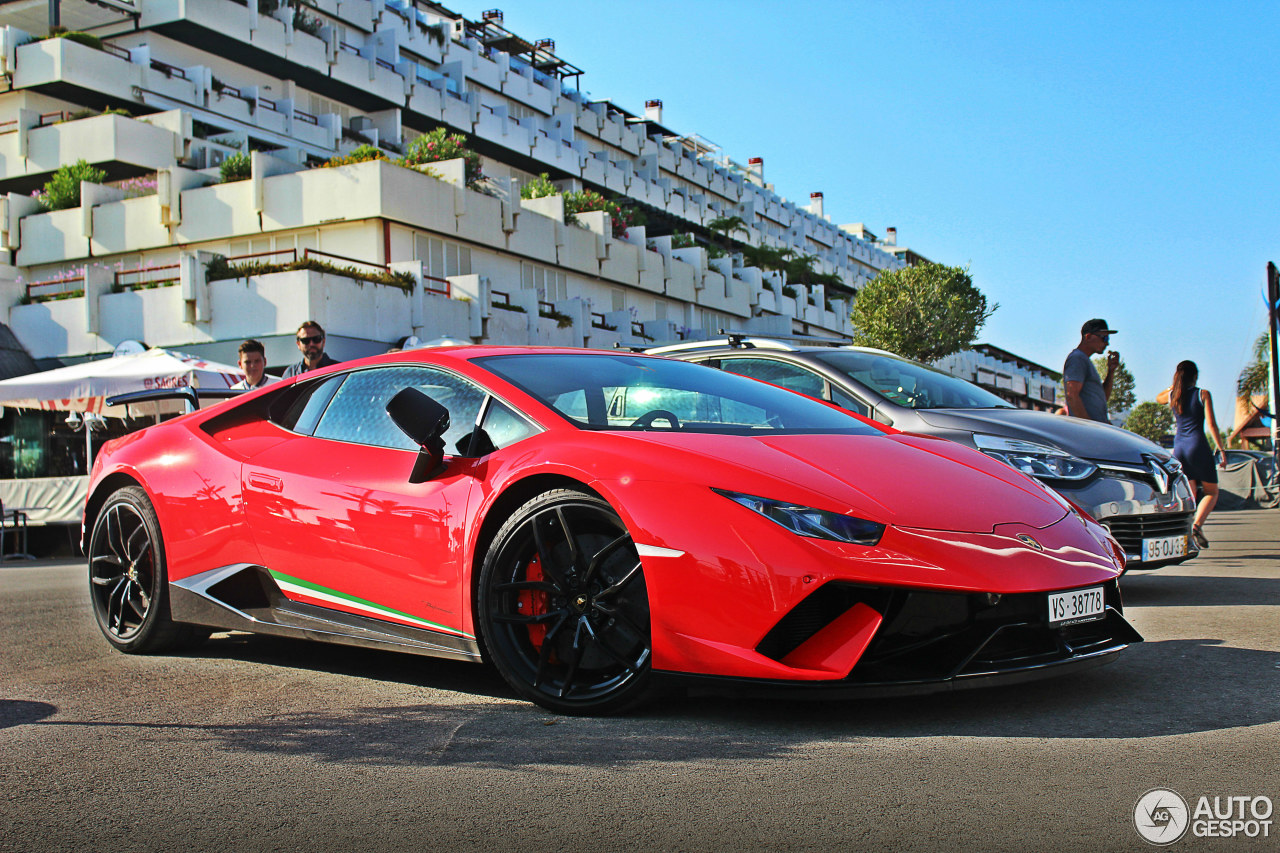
1064,318,1119,422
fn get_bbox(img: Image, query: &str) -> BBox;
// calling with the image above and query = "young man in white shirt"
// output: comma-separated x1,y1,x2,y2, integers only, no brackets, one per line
230,339,278,390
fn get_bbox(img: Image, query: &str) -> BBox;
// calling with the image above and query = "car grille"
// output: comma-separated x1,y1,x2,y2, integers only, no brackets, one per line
756,582,1140,683
1101,512,1193,554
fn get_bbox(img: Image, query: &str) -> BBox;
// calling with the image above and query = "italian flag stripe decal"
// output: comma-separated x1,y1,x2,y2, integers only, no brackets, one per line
268,570,472,639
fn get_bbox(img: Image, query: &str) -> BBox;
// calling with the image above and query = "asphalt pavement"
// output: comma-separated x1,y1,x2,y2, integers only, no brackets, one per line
2,509,1277,852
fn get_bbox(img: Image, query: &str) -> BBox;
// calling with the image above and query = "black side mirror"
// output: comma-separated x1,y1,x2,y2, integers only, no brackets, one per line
387,388,450,483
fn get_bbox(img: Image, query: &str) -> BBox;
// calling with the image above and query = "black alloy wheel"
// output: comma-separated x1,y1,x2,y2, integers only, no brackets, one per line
479,489,653,715
88,486,207,653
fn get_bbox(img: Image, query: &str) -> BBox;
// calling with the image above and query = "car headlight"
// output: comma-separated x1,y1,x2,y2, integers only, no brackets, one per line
713,489,885,545
972,434,1098,482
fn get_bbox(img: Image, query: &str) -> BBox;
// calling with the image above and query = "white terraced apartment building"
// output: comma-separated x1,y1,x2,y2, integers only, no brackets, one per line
0,0,908,372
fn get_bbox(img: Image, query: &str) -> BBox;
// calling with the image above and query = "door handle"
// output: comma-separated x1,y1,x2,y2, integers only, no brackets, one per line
247,472,283,493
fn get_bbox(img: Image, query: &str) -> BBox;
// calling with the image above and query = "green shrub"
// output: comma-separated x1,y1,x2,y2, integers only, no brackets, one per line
219,152,251,183
563,189,643,238
400,127,483,187
323,144,387,168
39,28,103,51
35,159,107,211
205,254,415,292
520,172,558,200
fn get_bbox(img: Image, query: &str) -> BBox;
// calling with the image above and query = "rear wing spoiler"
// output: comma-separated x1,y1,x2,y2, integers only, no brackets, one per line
106,387,245,413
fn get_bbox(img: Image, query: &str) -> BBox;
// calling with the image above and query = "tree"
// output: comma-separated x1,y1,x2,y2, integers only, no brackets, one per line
1237,332,1270,399
1092,355,1136,415
850,263,996,362
1124,401,1173,443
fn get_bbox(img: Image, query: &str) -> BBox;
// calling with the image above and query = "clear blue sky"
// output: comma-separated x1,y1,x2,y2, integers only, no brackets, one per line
488,0,1277,426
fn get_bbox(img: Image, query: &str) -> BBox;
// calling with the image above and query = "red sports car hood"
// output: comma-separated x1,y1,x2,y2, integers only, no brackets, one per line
594,430,1068,534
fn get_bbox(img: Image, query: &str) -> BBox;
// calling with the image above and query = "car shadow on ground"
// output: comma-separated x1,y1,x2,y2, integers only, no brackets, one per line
44,634,1268,769
1121,572,1280,606
0,700,57,729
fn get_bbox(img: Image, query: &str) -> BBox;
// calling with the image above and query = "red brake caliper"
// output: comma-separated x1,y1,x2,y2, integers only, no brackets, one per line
516,555,549,650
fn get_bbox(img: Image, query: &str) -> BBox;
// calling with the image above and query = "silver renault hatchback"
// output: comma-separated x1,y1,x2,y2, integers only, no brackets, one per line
651,336,1198,569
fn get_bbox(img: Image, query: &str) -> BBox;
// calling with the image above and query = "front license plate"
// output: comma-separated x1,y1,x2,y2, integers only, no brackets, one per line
1142,535,1188,562
1047,586,1106,628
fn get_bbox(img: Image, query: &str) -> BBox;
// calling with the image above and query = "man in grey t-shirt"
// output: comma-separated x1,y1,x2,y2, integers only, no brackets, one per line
1064,318,1118,422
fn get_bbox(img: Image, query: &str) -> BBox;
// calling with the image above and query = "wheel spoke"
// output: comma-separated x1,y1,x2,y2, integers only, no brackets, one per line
108,578,129,632
108,505,128,564
555,507,582,572
492,607,568,625
592,602,646,639
91,571,125,587
532,611,570,688
91,553,125,570
593,560,643,600
557,617,590,698
494,580,559,594
125,587,148,621
582,534,634,587
126,524,151,565
580,618,643,673
530,512,571,591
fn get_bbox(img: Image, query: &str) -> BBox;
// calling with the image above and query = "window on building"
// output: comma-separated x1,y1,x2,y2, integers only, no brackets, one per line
413,234,472,279
521,263,568,300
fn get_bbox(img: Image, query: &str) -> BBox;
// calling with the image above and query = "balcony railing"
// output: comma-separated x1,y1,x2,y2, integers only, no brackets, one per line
423,274,450,297
302,248,388,274
114,263,181,291
26,273,84,300
150,59,188,80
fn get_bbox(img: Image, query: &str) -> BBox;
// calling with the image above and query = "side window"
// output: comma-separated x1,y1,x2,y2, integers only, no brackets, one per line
829,385,871,417
721,358,825,399
271,373,346,435
313,366,486,453
467,399,539,455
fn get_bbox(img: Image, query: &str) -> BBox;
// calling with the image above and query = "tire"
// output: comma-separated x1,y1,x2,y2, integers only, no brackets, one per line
478,489,653,715
87,486,209,653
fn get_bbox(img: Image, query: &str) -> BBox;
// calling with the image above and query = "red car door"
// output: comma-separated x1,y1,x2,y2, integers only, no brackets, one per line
242,365,488,640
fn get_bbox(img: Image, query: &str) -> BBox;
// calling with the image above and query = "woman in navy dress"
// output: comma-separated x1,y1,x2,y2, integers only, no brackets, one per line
1157,360,1226,549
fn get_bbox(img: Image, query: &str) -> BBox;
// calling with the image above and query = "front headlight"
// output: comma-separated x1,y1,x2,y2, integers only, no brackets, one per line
713,489,885,545
972,434,1098,482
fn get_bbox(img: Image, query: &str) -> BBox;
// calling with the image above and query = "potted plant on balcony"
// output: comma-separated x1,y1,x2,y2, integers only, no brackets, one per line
33,160,107,211
563,189,643,239
399,127,483,189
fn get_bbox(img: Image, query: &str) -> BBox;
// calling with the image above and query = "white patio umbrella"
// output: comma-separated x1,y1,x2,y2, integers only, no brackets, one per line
0,348,245,417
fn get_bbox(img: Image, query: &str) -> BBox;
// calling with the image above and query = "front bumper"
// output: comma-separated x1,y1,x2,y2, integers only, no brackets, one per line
660,580,1141,698
1056,467,1197,567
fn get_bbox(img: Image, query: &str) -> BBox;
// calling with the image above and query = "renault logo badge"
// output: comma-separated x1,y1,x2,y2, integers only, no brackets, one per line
1148,459,1170,494
1016,533,1043,551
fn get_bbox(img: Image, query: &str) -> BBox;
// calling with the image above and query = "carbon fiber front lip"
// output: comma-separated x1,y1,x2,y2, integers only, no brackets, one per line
657,641,1131,700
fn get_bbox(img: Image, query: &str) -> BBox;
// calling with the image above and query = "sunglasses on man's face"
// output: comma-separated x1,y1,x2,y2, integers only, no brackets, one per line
297,335,324,345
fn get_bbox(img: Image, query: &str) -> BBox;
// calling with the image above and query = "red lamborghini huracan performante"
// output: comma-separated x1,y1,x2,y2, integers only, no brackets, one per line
84,347,1140,714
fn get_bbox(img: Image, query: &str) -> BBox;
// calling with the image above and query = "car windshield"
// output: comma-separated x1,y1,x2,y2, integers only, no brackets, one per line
477,353,881,435
814,350,1014,410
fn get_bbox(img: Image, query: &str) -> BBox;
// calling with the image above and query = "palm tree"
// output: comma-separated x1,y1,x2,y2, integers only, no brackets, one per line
1238,332,1271,399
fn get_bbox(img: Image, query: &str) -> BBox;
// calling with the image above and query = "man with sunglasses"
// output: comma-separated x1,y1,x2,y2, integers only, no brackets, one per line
1064,318,1119,422
282,320,340,378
